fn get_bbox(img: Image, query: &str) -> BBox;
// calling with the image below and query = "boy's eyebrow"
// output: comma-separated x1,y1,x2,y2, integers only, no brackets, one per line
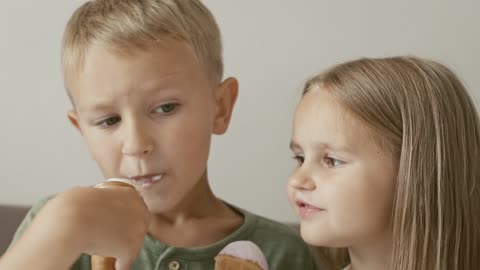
75,83,181,113
76,103,113,114
289,140,301,151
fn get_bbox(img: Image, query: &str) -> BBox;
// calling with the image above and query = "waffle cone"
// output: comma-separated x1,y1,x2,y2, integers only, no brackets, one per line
91,255,115,270
214,255,264,270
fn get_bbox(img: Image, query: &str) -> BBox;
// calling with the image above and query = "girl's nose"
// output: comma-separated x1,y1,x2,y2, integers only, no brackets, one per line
288,168,316,191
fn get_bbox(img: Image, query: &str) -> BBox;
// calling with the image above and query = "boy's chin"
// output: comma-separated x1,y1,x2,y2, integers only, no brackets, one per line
141,195,178,214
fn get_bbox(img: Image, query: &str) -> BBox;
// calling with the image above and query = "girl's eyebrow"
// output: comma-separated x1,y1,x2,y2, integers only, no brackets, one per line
290,139,352,153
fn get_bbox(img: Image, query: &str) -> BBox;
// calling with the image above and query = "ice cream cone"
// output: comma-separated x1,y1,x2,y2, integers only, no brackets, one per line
214,241,268,270
91,256,116,270
215,254,264,270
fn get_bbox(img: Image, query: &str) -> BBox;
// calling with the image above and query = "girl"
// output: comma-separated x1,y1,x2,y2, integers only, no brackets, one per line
288,56,480,270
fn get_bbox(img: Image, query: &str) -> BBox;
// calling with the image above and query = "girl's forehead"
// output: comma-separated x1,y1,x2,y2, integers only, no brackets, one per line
296,90,350,127
294,90,379,153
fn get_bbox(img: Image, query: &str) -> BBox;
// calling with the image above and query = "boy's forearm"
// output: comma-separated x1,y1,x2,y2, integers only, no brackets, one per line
0,227,79,270
0,198,83,270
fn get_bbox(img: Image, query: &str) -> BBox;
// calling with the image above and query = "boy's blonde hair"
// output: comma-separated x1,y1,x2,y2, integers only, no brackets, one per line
62,0,223,93
304,56,480,270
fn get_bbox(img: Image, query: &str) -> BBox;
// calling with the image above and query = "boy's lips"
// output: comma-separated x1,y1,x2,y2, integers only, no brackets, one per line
129,173,164,188
295,199,325,219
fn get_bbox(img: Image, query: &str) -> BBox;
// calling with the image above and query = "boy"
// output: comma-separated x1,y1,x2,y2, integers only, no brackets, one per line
0,1,317,270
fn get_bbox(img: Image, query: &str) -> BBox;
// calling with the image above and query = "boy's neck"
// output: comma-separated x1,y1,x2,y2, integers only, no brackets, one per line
147,171,244,247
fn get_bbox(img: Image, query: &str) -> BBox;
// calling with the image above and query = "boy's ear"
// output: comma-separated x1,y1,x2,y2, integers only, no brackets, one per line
213,77,239,135
67,110,83,135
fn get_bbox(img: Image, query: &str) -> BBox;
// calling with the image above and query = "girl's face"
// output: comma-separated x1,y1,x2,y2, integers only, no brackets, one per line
288,89,397,249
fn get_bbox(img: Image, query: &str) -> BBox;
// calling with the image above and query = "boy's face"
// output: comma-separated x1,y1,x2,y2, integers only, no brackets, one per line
67,41,237,214
288,89,396,249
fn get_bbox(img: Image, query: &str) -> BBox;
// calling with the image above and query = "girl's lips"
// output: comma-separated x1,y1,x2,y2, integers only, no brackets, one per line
295,199,325,219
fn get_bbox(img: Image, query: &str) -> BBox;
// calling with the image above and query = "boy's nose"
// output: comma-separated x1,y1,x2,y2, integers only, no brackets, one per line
121,123,154,157
123,144,153,156
288,169,316,191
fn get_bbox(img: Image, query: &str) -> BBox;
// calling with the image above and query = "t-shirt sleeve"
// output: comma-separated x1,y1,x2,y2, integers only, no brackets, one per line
10,197,51,246
8,197,91,270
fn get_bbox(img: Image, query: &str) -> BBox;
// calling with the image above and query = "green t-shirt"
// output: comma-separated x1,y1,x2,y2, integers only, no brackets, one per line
12,197,319,270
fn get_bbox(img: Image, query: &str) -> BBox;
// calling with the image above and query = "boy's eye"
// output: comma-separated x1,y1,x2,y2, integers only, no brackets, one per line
94,116,121,127
324,156,345,168
292,155,305,166
154,103,178,114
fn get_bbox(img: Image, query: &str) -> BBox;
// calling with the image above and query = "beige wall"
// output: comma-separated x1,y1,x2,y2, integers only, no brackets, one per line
1,0,479,222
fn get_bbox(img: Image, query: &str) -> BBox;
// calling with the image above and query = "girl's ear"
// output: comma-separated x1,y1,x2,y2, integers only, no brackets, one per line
212,77,239,135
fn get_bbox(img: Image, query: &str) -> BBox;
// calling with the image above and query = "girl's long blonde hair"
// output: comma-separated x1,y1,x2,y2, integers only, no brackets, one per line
304,56,480,270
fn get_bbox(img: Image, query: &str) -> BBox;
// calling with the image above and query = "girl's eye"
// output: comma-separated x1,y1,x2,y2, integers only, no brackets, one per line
325,156,345,168
292,155,305,166
154,103,178,114
94,116,121,128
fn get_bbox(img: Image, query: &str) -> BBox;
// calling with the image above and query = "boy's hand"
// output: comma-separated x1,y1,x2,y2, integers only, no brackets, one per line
0,185,150,270
56,186,150,270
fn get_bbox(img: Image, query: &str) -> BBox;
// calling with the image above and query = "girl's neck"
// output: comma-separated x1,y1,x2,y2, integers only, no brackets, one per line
347,231,393,270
